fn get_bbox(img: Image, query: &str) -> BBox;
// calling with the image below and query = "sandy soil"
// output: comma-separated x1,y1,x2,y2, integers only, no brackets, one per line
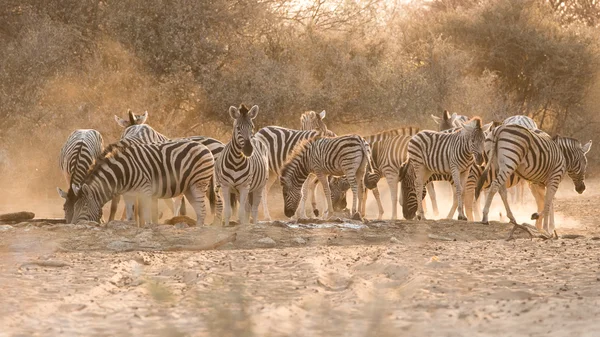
1,181,600,336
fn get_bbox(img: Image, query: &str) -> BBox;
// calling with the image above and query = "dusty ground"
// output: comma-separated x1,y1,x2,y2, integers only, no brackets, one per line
1,181,600,336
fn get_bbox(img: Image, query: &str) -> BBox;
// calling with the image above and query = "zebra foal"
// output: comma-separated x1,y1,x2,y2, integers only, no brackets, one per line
215,104,269,226
70,139,220,226
58,129,104,223
408,117,487,221
476,124,591,233
279,135,372,218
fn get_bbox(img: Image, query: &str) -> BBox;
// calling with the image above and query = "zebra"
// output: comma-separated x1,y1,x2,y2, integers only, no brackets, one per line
298,110,337,218
70,139,221,226
215,104,269,226
110,110,170,221
502,115,538,204
279,135,373,218
362,126,421,144
255,126,325,219
431,110,468,131
408,117,488,221
57,129,104,223
476,124,591,233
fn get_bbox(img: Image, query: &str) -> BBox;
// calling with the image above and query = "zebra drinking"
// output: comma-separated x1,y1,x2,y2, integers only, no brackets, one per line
57,129,104,223
279,135,373,218
70,139,220,226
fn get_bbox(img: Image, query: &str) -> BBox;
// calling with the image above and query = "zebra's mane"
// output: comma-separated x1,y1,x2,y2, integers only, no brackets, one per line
82,139,134,184
280,136,322,176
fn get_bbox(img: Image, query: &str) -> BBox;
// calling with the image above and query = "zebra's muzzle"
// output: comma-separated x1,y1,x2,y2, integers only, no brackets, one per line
284,208,295,218
242,142,253,157
474,153,484,166
575,182,585,194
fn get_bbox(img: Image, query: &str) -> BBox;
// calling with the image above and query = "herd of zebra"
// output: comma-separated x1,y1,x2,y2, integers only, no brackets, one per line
57,106,592,235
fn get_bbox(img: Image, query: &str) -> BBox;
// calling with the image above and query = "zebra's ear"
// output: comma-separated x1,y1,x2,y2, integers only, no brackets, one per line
57,187,68,199
582,140,592,154
431,115,441,124
319,110,326,119
248,105,259,119
137,111,148,124
482,122,493,133
229,106,240,119
115,115,129,128
443,110,452,121
71,183,81,197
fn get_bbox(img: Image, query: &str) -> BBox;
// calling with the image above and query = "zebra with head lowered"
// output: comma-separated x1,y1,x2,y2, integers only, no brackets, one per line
280,135,373,218
476,124,591,234
215,104,269,226
70,139,221,226
58,129,104,223
298,110,337,218
408,117,488,221
255,125,327,219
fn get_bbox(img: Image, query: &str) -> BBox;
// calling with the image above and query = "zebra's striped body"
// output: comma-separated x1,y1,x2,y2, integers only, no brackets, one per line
503,115,537,130
408,118,486,220
215,105,269,226
70,140,220,226
255,126,324,219
58,129,104,223
280,135,371,218
110,111,171,222
362,126,421,144
477,124,591,233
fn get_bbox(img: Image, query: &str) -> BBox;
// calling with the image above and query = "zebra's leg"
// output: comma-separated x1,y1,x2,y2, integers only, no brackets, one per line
186,183,208,226
534,180,560,234
414,166,429,221
481,181,500,224
528,183,545,230
384,174,399,220
108,195,120,222
308,175,320,217
371,187,385,220
251,188,264,225
316,173,334,219
360,187,368,218
123,195,137,221
497,184,517,224
238,186,250,226
221,185,232,227
473,192,483,221
446,182,458,220
426,182,439,217
450,169,468,221
172,196,183,217
296,178,311,219
261,174,276,221
139,195,153,227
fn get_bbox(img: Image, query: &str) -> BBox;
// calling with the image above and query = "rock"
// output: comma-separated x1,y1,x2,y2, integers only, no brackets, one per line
174,223,189,229
0,225,14,231
257,237,276,246
292,237,307,245
390,236,399,244
107,240,135,251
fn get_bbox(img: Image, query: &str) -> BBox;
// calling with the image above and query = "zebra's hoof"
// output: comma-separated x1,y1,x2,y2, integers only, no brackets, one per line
314,209,320,217
481,219,489,225
531,213,540,220
458,215,467,221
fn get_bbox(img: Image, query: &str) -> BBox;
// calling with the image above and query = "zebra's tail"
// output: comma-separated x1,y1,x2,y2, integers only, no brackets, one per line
360,138,379,190
475,130,499,200
208,175,216,214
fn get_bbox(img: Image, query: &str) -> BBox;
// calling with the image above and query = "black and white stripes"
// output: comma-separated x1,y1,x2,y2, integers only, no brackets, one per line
215,104,269,226
70,139,220,226
279,135,372,218
476,124,591,233
57,129,104,223
408,117,487,220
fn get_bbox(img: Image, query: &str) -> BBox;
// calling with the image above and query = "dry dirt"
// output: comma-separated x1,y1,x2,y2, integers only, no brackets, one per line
1,181,600,337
